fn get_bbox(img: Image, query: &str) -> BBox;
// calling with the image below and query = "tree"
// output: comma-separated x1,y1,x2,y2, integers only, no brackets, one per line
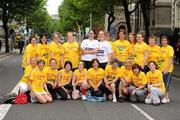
0,0,44,53
122,0,151,40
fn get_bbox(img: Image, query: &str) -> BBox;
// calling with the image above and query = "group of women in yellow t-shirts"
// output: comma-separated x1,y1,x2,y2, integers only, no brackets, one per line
18,30,174,106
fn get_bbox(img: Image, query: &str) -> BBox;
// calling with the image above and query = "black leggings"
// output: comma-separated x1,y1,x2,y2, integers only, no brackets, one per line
47,83,57,100
82,61,92,70
88,83,106,97
55,84,73,100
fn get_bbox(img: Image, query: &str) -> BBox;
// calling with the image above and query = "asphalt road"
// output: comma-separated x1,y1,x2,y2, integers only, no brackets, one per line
0,54,180,120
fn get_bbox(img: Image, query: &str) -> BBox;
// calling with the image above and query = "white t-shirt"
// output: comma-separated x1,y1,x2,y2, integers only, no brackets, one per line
81,39,99,61
97,41,113,63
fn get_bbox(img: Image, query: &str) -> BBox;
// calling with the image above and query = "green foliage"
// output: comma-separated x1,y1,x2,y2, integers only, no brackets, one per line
58,0,121,34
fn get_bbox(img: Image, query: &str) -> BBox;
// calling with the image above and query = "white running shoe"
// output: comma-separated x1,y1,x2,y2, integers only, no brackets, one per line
67,94,71,100
161,97,167,104
112,97,117,102
81,95,87,101
166,98,170,103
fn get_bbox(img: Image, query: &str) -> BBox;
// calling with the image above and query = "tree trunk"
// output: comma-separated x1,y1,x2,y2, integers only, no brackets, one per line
2,9,9,53
122,0,132,33
140,0,150,42
107,13,115,31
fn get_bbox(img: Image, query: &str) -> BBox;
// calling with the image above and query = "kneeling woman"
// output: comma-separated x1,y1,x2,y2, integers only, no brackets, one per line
29,60,52,104
145,61,165,105
87,59,106,97
56,61,73,100
128,64,147,102
72,61,88,100
44,58,59,100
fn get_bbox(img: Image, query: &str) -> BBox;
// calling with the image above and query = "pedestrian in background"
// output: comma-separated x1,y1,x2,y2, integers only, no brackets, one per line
174,39,180,64
18,36,24,54
0,39,2,52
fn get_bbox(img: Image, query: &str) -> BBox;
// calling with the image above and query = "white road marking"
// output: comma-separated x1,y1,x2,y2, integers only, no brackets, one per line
131,104,155,120
0,83,19,120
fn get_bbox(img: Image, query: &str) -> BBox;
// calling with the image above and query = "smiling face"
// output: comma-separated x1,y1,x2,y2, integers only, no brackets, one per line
133,68,140,75
50,59,57,69
41,36,47,44
119,32,125,40
30,58,37,68
31,37,37,45
124,59,132,69
129,34,135,43
136,34,144,43
53,34,61,43
98,31,105,41
89,30,95,40
65,64,71,72
78,62,84,70
148,62,156,71
67,32,74,43
148,38,156,46
112,62,118,69
161,38,168,46
92,60,99,69
38,61,45,70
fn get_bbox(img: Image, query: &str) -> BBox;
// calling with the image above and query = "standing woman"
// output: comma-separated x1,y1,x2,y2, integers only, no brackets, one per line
112,31,130,66
72,61,88,100
127,33,136,63
44,58,59,100
128,64,147,103
22,36,37,70
49,32,64,70
159,36,174,103
63,32,80,71
133,32,148,70
81,30,99,69
29,60,52,104
97,30,113,69
56,61,73,100
87,59,105,97
147,35,161,65
145,61,165,105
36,34,51,66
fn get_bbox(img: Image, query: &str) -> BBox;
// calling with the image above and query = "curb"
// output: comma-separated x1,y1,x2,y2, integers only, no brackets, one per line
0,52,16,59
172,74,180,79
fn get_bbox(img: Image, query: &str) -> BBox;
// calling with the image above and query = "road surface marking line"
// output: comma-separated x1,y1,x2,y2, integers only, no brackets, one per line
0,82,19,120
0,53,16,62
131,104,155,120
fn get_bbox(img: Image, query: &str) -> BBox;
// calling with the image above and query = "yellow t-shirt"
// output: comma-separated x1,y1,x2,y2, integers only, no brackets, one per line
74,68,87,85
43,67,58,84
49,41,64,69
59,69,73,86
158,45,174,72
36,44,51,66
147,45,161,64
112,40,130,62
105,65,120,81
30,68,47,93
129,71,147,87
146,70,165,93
22,44,37,68
87,68,104,88
20,65,36,83
133,42,148,66
127,43,135,63
63,42,80,68
119,66,133,82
